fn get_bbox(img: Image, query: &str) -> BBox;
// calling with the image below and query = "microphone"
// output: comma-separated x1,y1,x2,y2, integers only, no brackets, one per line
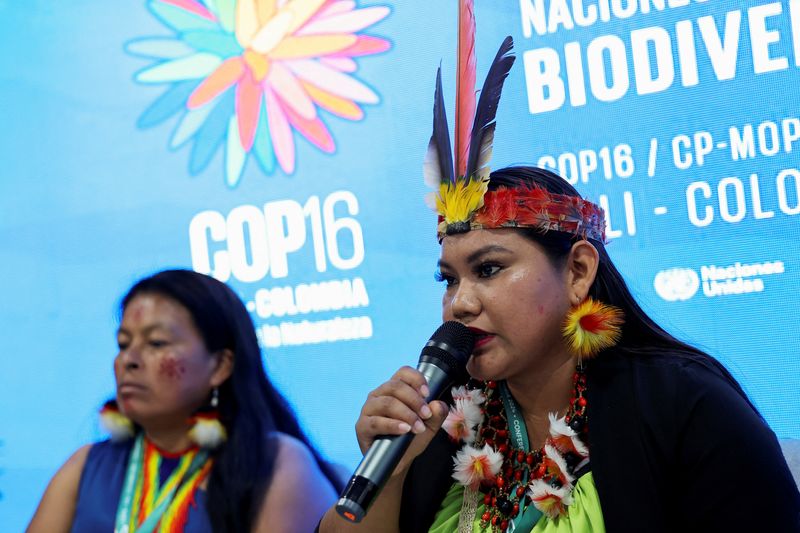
335,321,475,523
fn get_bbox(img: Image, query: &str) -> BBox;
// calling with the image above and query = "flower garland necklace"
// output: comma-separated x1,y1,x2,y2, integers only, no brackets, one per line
443,366,589,532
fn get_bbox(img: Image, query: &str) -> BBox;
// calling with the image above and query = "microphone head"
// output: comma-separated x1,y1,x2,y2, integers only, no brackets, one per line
420,321,475,385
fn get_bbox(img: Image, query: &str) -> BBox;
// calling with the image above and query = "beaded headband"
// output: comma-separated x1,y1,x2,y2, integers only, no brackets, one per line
423,0,607,243
439,185,607,242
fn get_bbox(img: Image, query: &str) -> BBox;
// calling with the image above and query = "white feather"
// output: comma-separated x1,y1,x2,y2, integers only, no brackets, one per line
527,478,574,518
99,411,134,442
188,418,227,449
423,136,443,189
473,125,495,180
424,191,439,211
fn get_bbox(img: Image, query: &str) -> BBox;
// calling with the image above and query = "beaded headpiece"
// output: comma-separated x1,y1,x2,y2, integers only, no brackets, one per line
423,1,607,243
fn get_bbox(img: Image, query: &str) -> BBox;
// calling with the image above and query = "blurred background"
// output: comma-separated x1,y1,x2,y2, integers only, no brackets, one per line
2,0,799,528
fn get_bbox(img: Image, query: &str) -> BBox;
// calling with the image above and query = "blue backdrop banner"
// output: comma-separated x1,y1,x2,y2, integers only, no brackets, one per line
2,1,799,528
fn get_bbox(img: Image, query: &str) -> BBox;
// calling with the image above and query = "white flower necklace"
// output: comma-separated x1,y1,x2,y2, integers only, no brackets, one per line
443,369,589,532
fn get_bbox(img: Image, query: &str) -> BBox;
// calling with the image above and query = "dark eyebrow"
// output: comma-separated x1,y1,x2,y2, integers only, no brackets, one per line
438,244,515,270
116,324,169,337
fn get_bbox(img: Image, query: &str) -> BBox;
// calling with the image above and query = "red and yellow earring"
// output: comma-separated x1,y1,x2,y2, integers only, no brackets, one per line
99,400,134,441
188,387,227,449
562,296,624,360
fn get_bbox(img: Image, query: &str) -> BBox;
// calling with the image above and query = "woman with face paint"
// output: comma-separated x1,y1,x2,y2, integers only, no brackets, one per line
317,1,799,531
29,269,340,532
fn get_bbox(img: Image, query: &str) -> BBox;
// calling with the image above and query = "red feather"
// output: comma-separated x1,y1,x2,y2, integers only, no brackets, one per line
455,0,476,178
475,187,517,226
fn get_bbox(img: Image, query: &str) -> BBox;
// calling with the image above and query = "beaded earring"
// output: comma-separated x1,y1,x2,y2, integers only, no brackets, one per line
562,297,624,360
187,387,227,449
210,386,219,408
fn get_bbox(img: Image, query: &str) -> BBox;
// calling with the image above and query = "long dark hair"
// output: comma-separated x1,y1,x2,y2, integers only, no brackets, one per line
487,166,752,399
121,269,343,532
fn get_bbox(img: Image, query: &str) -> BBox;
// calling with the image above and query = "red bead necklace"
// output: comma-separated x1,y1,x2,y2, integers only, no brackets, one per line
469,365,589,531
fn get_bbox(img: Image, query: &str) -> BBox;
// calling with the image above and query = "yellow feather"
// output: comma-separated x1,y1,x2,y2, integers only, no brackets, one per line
436,178,489,224
562,298,624,359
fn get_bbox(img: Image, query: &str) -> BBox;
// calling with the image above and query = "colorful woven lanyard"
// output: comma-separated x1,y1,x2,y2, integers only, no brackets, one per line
498,382,543,532
114,434,209,533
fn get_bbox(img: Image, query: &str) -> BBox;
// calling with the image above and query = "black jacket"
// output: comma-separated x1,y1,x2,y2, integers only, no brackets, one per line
400,350,800,532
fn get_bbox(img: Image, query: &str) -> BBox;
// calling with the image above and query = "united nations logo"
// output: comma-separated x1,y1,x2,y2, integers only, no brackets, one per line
653,267,700,302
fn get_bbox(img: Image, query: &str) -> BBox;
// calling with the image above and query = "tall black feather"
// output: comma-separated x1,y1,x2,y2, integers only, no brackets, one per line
431,66,455,185
466,36,515,181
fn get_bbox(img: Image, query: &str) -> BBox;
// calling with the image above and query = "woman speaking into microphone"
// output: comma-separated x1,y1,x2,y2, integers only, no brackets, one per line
318,1,799,531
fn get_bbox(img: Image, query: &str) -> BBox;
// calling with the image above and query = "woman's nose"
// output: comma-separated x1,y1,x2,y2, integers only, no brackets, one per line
117,345,142,371
447,281,481,322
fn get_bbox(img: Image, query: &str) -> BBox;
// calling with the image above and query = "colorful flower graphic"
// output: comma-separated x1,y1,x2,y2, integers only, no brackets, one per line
127,0,391,186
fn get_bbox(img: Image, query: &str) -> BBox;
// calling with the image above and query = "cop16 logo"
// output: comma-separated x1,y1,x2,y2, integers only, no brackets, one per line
189,191,364,282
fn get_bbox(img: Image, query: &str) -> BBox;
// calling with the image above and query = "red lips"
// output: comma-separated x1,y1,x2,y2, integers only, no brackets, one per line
468,327,495,350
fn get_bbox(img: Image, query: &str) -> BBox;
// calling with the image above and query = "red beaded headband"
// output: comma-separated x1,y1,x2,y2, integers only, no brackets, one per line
436,185,607,243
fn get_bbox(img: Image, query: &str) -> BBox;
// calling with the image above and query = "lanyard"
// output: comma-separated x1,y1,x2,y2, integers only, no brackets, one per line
115,434,144,533
498,382,543,533
499,381,529,452
114,434,209,533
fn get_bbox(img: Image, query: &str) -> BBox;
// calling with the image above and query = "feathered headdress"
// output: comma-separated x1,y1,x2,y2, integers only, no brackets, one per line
424,0,606,243
423,1,515,237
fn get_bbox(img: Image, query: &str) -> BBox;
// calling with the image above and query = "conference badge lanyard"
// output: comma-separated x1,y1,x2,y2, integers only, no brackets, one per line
498,381,543,532
114,433,209,533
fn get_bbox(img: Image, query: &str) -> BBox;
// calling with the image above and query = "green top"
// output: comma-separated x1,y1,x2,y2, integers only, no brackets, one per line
429,472,605,533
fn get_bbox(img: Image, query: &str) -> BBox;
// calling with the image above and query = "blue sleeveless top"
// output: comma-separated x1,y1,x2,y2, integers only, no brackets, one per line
71,439,212,533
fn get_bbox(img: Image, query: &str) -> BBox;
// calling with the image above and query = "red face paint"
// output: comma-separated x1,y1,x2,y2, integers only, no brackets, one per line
129,304,144,322
159,357,186,380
